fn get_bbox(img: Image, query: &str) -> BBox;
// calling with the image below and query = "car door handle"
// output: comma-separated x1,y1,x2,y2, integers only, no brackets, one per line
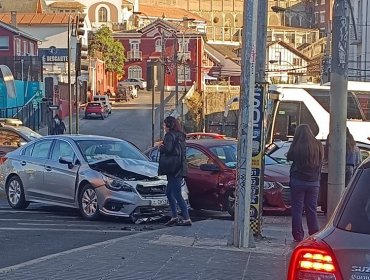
21,161,26,166
45,166,52,171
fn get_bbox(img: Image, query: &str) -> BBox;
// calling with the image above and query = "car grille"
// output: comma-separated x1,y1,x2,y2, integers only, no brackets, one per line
136,184,166,197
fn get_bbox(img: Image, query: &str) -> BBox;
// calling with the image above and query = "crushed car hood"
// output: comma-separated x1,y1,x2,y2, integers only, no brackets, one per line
90,158,159,180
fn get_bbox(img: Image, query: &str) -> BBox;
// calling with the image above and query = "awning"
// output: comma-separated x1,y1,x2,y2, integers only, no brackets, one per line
204,73,217,80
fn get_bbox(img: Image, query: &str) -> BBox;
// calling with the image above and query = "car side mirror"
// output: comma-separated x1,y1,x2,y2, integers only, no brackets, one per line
59,156,74,168
200,164,219,172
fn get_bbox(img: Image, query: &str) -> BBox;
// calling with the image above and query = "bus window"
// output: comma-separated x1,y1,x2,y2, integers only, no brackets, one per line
273,101,319,141
306,89,366,120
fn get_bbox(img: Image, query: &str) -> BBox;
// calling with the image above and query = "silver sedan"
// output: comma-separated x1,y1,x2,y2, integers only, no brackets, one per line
0,135,169,221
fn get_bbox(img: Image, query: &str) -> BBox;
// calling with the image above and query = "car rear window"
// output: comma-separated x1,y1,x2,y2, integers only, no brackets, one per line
338,168,370,234
87,103,101,107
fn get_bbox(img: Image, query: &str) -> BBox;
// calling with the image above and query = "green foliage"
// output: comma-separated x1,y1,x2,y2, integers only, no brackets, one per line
88,26,126,74
184,91,203,132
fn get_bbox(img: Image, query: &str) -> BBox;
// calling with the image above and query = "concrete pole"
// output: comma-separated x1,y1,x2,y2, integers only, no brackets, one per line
233,0,259,248
174,35,179,109
67,15,72,134
327,0,349,218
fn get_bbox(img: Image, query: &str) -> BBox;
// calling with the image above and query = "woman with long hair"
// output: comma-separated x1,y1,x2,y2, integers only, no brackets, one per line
287,124,323,242
158,116,191,226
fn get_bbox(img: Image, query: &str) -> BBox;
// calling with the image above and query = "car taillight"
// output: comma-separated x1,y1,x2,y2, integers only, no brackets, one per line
288,238,342,280
0,157,7,164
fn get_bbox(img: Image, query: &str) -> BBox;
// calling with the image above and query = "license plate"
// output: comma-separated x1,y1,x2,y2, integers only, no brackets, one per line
91,113,96,115
150,198,168,206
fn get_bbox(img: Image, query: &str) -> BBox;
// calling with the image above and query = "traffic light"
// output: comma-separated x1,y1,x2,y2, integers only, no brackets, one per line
75,42,89,76
76,15,85,37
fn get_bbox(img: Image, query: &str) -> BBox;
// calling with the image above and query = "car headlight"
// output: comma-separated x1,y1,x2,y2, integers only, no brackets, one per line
103,175,134,192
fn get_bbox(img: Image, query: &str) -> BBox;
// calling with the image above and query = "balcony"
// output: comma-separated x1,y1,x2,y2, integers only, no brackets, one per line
127,51,142,61
177,52,191,62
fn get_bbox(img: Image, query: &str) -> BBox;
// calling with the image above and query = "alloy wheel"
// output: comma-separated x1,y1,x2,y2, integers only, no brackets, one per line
8,179,21,206
81,188,98,217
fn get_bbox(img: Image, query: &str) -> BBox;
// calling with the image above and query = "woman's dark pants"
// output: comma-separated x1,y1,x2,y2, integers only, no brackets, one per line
166,175,190,220
290,185,319,241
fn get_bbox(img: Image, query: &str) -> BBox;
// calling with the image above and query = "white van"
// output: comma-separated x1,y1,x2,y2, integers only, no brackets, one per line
268,82,370,144
93,95,111,114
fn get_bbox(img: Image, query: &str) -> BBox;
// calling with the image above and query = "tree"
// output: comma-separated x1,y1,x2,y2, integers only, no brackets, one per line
88,26,126,74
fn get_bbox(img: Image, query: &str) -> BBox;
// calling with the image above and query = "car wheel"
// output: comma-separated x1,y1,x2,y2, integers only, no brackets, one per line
6,176,29,209
224,189,235,218
79,184,100,221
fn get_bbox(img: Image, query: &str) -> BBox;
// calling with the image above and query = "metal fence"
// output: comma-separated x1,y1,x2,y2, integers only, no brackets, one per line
0,100,48,131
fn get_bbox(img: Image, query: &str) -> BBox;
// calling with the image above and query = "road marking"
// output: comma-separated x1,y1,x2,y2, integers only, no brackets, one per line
16,222,107,227
0,227,132,233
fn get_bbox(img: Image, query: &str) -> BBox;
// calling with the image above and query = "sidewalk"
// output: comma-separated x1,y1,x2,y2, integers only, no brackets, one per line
0,215,327,280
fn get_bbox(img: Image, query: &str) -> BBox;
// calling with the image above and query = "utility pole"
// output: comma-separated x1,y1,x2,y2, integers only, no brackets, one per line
67,15,72,134
327,0,349,217
174,35,179,109
152,62,157,146
233,0,259,248
159,29,165,139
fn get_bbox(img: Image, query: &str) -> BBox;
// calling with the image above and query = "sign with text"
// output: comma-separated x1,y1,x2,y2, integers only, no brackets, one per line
39,47,68,63
250,83,265,236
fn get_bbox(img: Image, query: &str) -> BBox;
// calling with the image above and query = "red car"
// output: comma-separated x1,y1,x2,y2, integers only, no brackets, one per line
145,139,291,216
84,102,108,120
186,132,229,140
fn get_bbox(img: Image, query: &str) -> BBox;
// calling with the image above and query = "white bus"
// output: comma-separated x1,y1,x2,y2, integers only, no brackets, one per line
267,82,370,145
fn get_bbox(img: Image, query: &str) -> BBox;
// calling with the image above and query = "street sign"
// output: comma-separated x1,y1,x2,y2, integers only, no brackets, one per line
39,48,68,63
34,90,44,102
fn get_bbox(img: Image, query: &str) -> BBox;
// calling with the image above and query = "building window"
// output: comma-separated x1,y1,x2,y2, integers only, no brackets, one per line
155,39,162,52
0,36,9,50
23,41,28,55
314,12,319,24
178,65,190,81
321,0,325,4
320,11,325,23
29,42,35,56
98,7,108,22
15,38,21,55
128,66,142,79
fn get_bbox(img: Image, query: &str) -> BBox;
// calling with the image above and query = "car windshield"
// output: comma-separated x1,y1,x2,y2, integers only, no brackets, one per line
87,103,101,107
76,140,148,163
15,126,42,140
337,168,370,234
209,143,279,169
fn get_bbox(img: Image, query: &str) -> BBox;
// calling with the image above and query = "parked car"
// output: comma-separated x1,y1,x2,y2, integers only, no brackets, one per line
145,139,291,216
119,78,147,90
85,102,108,120
116,84,136,102
288,158,370,280
186,132,229,140
0,135,171,221
92,95,112,114
0,119,42,162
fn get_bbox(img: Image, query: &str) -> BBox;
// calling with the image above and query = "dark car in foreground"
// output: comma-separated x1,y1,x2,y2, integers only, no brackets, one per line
0,135,169,221
288,159,370,279
0,119,42,162
145,139,291,216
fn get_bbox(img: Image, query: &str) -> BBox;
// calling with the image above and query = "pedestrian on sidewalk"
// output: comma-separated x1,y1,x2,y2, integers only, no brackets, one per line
52,114,61,135
344,127,362,187
58,119,66,134
287,124,323,242
158,116,192,226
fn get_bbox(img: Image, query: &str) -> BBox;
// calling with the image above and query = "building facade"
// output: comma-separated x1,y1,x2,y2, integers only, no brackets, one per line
114,19,204,92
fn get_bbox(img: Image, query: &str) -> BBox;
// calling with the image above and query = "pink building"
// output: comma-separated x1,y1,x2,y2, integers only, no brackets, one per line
114,19,204,92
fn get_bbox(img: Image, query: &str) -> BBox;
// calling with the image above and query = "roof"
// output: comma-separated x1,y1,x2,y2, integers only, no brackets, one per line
267,41,310,61
0,0,50,13
138,4,206,22
0,20,39,41
0,13,71,25
206,43,240,63
48,1,86,9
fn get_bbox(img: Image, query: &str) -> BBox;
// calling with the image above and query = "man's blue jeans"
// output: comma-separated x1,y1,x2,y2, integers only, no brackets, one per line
290,185,319,241
166,175,189,220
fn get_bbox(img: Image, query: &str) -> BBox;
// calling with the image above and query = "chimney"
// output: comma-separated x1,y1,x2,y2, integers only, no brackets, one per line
133,0,139,13
11,11,17,28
